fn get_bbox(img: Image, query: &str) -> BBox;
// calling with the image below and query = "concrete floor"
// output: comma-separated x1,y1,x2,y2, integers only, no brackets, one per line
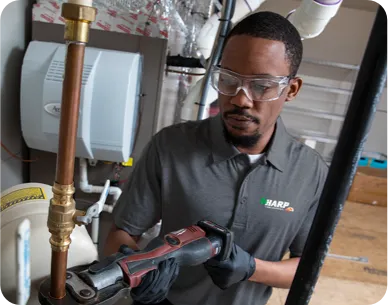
268,277,386,305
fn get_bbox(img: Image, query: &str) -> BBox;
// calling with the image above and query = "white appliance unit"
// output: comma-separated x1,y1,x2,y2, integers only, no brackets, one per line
21,41,142,162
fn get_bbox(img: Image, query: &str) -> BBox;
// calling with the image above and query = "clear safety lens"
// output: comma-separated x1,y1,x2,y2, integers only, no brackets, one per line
210,70,286,102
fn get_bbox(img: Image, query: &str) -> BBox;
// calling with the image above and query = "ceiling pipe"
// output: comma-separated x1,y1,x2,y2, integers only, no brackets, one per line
287,0,343,39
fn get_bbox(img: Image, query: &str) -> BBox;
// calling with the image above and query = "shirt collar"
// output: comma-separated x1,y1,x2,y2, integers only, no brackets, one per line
209,114,240,164
209,114,289,171
264,116,289,172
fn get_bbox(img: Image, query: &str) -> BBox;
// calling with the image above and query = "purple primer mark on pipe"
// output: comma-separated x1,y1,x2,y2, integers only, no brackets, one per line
314,0,342,5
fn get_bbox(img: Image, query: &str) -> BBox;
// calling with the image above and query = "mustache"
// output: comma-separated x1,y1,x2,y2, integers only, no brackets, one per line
223,108,260,124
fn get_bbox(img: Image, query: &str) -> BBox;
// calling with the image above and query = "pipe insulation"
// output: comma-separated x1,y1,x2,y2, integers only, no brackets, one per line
287,0,343,39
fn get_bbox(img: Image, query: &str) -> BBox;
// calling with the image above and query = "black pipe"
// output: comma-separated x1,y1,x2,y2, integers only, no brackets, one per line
197,0,236,120
285,6,387,305
166,55,205,69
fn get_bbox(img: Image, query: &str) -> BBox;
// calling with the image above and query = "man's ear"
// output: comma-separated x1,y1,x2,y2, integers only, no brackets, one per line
285,77,303,102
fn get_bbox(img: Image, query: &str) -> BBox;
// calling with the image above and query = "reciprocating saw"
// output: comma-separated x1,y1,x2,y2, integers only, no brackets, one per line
38,220,234,305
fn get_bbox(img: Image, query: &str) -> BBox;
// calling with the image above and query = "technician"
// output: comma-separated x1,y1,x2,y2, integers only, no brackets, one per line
104,11,328,305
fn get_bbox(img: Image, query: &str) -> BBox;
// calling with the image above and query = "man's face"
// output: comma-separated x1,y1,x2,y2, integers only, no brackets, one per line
218,35,302,147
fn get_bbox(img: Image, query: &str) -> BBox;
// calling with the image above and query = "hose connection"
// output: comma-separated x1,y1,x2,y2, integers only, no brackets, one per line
62,2,96,43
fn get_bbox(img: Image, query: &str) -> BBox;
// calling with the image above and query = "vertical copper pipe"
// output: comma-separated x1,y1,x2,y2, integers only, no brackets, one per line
55,43,85,185
50,251,68,299
50,42,85,299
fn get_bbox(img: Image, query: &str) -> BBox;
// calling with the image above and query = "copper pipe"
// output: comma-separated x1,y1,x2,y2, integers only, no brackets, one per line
50,43,85,299
55,43,85,185
50,251,68,299
46,2,96,300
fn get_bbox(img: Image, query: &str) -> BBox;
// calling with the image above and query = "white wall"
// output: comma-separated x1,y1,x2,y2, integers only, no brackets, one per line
1,0,33,191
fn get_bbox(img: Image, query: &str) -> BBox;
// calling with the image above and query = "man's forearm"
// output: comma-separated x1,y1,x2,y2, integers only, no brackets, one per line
103,225,140,257
248,257,300,289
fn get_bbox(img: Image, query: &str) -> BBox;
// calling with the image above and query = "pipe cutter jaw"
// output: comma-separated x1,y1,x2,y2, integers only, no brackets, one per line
38,220,233,305
39,264,131,305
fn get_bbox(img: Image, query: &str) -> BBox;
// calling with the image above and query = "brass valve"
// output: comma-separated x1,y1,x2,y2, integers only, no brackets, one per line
47,183,85,252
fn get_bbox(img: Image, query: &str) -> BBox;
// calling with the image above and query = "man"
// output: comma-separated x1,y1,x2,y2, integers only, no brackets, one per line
105,11,328,305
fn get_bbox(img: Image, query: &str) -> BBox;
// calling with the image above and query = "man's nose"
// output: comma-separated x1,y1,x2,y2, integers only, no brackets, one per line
230,87,253,108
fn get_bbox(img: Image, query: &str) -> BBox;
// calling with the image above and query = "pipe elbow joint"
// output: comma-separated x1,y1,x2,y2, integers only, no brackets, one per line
287,0,342,39
110,187,122,204
79,181,92,193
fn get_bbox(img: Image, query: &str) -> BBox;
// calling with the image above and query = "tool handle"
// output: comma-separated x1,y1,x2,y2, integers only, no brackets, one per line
118,225,222,287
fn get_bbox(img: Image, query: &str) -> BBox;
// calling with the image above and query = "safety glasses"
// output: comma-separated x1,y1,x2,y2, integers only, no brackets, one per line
210,66,291,102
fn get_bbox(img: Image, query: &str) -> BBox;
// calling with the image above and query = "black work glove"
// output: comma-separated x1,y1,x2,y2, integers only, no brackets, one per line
119,245,180,304
204,243,256,290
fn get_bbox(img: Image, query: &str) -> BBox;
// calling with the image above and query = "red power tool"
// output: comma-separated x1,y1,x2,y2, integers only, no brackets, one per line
38,220,233,305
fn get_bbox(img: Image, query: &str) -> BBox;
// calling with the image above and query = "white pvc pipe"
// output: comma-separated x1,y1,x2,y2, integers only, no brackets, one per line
68,0,93,7
91,217,99,245
287,0,343,39
196,0,267,59
79,158,122,209
79,157,122,247
231,0,267,24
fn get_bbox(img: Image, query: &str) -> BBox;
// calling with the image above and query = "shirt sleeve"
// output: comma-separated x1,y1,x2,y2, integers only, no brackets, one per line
112,136,162,237
289,161,328,258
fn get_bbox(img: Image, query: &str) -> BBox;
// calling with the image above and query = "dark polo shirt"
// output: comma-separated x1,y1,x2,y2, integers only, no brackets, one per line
113,114,328,305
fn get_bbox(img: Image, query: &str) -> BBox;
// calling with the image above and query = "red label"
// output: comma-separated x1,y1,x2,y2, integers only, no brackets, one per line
160,30,168,38
41,14,54,23
117,24,131,34
49,1,60,9
96,21,111,31
108,9,117,17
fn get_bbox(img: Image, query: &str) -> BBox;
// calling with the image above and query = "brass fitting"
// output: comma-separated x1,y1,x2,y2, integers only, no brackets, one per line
47,183,77,252
61,2,96,43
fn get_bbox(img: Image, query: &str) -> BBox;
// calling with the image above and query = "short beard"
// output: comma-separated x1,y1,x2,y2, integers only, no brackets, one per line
222,122,261,148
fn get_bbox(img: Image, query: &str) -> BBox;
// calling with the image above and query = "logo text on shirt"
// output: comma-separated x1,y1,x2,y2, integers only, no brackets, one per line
260,197,294,212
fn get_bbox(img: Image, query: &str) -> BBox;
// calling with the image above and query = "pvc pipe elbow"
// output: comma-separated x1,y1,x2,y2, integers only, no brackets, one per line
79,181,92,193
109,187,122,205
103,205,113,213
287,0,342,39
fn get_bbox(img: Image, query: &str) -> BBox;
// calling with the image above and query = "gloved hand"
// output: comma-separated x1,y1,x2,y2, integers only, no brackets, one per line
204,243,256,290
118,245,180,304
